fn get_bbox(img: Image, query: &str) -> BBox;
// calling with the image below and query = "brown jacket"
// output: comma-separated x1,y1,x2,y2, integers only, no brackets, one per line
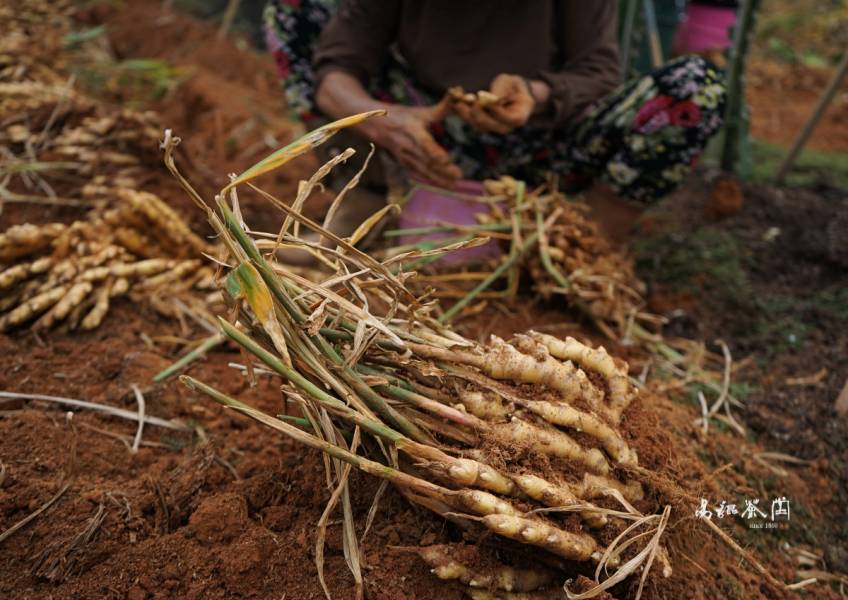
314,1,622,127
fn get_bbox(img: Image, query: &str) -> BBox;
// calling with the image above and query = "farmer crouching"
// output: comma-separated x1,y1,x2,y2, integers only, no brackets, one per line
264,0,727,234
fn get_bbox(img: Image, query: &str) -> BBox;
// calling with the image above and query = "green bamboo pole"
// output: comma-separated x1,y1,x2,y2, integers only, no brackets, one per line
776,51,848,183
720,0,761,173
620,0,641,75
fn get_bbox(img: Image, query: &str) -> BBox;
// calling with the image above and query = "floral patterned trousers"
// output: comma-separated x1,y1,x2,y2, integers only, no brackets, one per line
264,0,727,202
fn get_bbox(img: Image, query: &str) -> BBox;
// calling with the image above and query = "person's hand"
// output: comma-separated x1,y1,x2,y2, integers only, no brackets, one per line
359,102,461,189
452,74,548,134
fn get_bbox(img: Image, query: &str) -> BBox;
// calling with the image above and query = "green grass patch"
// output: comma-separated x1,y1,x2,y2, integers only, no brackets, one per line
635,221,848,354
72,57,188,103
749,139,848,189
634,227,752,299
64,25,108,47
751,286,848,353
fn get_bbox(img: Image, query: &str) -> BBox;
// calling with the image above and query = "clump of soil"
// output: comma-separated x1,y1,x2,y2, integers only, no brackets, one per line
706,176,745,218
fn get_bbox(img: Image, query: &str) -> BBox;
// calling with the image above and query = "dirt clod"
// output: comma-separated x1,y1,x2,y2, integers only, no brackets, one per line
189,493,248,545
706,176,745,218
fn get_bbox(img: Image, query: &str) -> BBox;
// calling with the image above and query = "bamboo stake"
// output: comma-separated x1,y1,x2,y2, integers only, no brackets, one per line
721,0,761,173
620,0,641,75
776,51,848,183
217,0,242,40
642,0,664,69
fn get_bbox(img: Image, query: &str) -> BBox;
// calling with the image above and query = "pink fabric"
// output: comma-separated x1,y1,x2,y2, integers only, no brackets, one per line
398,180,504,267
674,4,737,53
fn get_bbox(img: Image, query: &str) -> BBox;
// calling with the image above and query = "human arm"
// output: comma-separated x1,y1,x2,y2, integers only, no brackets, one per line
454,1,621,133
537,0,622,128
451,75,553,134
316,71,461,188
313,1,460,187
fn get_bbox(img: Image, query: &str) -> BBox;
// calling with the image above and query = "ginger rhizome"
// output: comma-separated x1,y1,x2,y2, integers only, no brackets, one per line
0,190,216,332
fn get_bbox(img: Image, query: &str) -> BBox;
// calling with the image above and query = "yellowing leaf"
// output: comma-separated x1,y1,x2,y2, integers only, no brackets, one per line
222,111,386,194
232,262,292,366
348,203,398,247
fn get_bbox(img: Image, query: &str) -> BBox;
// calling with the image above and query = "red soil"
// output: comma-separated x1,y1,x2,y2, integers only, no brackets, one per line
747,58,848,153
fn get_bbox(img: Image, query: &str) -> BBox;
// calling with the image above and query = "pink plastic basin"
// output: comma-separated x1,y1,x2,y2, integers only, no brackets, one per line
397,179,504,267
674,4,738,53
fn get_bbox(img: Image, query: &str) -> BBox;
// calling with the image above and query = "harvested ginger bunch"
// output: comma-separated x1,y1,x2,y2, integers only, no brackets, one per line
166,114,672,599
1,0,164,203
529,200,650,339
0,189,216,332
484,176,656,340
